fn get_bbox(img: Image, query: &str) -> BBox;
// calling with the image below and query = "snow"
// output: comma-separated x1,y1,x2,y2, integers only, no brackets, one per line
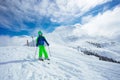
0,25,120,80
0,36,32,46
0,44,120,80
46,25,120,62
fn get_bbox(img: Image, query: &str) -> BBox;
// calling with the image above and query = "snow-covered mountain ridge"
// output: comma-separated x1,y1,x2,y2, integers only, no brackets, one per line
46,25,120,64
27,25,120,64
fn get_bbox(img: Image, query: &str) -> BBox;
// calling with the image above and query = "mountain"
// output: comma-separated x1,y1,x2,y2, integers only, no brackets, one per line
46,24,120,62
0,25,120,80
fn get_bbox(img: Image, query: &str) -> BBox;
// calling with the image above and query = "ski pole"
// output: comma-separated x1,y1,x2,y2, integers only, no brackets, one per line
48,46,52,57
34,47,38,59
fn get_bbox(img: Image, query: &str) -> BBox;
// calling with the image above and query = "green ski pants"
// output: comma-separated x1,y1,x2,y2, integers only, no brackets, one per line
38,45,48,59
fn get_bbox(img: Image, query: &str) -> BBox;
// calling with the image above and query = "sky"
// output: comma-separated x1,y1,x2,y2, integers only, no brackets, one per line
0,0,119,36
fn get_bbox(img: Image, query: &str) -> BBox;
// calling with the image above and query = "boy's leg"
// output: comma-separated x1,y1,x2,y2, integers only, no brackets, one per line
43,46,49,59
39,45,43,59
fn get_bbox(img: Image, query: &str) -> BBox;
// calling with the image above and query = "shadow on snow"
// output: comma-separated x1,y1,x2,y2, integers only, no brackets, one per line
0,59,37,65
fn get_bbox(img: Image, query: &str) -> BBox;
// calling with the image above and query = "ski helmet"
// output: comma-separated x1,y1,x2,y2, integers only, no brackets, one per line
38,31,43,35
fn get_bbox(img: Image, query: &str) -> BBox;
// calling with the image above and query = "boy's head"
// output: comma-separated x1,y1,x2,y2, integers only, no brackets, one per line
38,31,43,36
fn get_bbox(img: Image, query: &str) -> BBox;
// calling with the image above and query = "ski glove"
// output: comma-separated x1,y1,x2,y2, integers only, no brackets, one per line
36,43,38,47
47,43,49,46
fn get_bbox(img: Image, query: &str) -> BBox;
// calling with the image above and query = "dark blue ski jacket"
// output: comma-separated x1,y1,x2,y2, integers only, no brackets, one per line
36,35,49,46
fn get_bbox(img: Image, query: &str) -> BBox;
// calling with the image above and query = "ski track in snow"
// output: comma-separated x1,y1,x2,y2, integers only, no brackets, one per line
0,46,120,80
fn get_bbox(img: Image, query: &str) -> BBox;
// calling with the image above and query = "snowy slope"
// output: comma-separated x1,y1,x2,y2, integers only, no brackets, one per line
1,25,120,80
0,45,120,80
46,25,120,62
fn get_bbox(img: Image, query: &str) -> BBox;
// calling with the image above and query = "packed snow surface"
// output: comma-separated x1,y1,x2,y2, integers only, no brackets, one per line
0,45,120,80
0,26,120,80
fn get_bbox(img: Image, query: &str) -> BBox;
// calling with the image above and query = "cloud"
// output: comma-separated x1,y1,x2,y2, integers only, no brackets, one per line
81,15,93,24
30,27,48,36
0,0,110,32
0,0,38,31
49,0,110,23
0,35,32,46
81,6,120,39
1,6,120,46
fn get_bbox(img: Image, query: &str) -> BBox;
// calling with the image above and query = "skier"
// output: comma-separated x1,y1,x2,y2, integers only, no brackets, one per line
36,31,50,61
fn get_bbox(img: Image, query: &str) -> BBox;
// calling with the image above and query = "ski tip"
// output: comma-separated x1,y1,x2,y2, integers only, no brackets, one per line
38,59,44,61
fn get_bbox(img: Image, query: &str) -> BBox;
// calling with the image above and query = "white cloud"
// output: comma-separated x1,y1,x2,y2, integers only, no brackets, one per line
0,0,39,31
0,35,32,46
81,15,93,24
30,27,48,36
81,6,120,39
0,0,110,31
50,0,110,23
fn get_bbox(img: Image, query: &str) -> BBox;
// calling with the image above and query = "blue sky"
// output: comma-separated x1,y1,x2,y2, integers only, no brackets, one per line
0,0,120,36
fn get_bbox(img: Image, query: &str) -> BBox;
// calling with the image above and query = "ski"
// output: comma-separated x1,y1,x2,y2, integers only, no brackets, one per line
45,60,50,64
38,59,50,64
38,58,44,61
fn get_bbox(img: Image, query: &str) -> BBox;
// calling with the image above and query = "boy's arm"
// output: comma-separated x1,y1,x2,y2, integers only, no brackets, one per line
36,37,38,47
44,37,49,46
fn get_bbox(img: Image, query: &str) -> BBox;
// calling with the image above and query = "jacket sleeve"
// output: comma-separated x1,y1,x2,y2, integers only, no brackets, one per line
44,37,49,46
36,37,38,46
